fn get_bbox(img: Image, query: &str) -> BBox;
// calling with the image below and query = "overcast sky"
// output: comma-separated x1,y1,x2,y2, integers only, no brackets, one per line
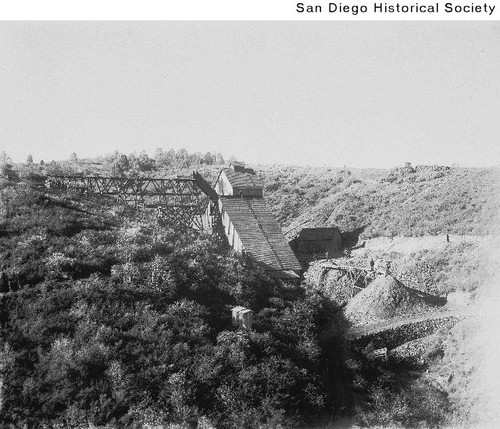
1,21,499,168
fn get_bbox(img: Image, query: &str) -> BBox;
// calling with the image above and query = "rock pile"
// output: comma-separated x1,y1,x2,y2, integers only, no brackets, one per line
344,274,446,327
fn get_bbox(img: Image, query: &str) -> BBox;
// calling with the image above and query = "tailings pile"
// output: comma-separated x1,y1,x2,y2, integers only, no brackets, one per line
345,275,446,327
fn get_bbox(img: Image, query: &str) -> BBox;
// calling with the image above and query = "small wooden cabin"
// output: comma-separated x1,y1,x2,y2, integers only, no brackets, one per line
232,306,253,330
291,227,343,258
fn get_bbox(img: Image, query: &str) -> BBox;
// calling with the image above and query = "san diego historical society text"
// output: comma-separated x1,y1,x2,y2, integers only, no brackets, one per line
296,2,496,15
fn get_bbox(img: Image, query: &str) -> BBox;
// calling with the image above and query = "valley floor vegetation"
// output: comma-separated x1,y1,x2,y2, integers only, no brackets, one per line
0,180,332,428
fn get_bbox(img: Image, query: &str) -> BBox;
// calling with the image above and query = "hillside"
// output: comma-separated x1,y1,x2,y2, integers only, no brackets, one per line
265,163,498,428
7,154,498,241
257,164,499,239
1,154,498,428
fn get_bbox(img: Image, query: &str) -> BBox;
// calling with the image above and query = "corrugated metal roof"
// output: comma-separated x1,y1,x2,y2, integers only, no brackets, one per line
222,168,263,190
297,227,341,241
220,197,302,273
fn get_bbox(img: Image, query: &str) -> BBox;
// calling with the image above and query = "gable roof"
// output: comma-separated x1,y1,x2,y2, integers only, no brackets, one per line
221,167,263,190
220,197,302,274
297,227,341,241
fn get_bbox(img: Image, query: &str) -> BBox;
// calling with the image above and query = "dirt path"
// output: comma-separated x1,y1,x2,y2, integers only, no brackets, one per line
345,310,474,353
352,234,495,255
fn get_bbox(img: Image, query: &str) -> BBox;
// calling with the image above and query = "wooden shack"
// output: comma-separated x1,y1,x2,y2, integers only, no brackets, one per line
232,306,253,330
291,227,343,259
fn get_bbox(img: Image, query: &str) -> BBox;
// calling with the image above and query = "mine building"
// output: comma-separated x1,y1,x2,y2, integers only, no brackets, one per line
215,162,263,198
204,163,302,281
290,227,343,262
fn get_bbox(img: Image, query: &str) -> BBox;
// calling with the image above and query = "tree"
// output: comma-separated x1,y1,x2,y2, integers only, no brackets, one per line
130,151,155,173
1,162,19,182
26,154,33,164
175,148,189,170
44,161,62,175
202,152,216,165
0,151,12,164
112,154,130,176
154,148,168,168
215,153,225,165
70,153,78,163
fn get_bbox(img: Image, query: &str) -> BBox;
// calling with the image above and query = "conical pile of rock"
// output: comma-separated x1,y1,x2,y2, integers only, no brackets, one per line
344,275,444,326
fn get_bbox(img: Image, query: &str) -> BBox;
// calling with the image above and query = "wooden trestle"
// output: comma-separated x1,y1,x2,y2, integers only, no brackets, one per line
45,175,212,230
316,261,381,297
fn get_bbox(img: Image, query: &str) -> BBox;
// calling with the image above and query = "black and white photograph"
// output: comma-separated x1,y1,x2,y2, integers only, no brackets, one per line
1,19,499,428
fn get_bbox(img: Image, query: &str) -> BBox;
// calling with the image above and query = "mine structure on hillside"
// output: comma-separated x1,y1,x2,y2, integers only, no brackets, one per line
45,174,214,230
313,259,382,299
290,227,343,264
45,163,302,281
202,162,302,281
